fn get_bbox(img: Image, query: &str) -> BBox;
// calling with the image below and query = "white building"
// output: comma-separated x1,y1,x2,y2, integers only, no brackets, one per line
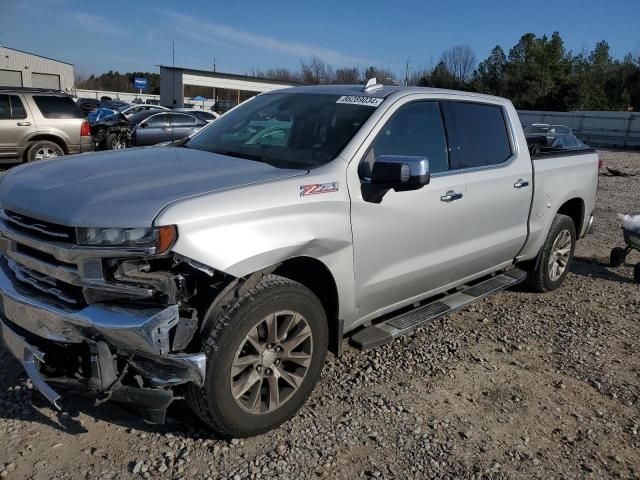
160,66,303,111
0,46,74,92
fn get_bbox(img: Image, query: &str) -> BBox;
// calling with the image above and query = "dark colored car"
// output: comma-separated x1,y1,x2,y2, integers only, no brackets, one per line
91,110,207,150
526,133,588,155
75,97,101,115
130,111,208,146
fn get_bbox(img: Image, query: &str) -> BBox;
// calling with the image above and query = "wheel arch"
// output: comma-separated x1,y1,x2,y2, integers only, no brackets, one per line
272,256,342,355
556,197,585,235
23,134,69,159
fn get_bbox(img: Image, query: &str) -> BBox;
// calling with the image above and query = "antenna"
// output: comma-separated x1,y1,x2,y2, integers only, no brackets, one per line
364,77,383,92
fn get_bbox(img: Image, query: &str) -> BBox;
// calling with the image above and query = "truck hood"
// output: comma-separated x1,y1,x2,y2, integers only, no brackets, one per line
0,147,306,227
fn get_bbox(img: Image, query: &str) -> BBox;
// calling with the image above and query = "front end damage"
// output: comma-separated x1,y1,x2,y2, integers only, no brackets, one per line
0,209,226,423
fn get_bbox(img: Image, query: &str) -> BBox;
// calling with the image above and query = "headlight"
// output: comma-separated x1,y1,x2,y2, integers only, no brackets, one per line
76,225,177,253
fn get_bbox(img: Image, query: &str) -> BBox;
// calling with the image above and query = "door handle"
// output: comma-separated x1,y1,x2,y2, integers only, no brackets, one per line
514,179,530,189
16,122,31,126
440,190,463,202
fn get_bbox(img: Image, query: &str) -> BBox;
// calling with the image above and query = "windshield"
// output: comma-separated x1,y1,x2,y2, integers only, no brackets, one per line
185,93,380,169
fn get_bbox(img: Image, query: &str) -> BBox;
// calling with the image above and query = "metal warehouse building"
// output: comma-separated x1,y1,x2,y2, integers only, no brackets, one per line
0,46,74,92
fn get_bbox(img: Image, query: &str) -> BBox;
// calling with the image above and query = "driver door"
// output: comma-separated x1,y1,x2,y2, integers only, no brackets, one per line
348,99,468,320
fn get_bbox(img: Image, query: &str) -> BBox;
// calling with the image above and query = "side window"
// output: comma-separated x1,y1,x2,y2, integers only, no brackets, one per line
9,96,26,119
145,114,169,127
0,95,10,119
171,114,197,126
364,101,449,175
446,101,512,169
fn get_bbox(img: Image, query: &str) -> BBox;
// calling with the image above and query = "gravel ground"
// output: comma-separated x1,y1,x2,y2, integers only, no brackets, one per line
0,149,639,480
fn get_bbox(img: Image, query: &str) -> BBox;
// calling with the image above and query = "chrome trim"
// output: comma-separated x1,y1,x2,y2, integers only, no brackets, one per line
1,318,63,409
0,209,70,239
0,260,177,354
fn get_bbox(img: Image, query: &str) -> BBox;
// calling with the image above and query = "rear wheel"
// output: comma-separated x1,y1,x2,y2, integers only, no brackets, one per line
186,274,328,438
27,140,64,162
525,214,576,292
610,247,627,267
106,133,126,150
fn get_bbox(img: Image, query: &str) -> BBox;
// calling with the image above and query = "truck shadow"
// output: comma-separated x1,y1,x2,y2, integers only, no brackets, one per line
0,346,217,439
570,256,636,284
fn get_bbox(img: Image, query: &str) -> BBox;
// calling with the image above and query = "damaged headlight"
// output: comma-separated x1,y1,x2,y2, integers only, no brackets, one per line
76,225,177,253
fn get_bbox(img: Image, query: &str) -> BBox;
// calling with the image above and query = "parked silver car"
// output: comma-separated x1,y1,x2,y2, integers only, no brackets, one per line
0,87,94,162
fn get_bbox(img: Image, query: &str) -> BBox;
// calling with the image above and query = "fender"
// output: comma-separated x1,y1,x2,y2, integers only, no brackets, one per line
154,169,359,325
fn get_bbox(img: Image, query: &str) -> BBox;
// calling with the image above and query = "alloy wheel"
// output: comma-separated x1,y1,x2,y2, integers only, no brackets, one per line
230,310,313,414
548,229,572,281
34,147,59,160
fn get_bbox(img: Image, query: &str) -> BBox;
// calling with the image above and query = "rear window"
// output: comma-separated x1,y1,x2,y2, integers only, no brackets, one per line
33,95,83,119
447,102,512,169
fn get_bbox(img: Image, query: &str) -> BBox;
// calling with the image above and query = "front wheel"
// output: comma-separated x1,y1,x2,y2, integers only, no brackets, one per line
186,275,328,438
525,214,576,292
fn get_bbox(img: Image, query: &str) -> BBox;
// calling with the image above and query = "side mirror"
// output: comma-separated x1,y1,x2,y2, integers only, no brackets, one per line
370,155,430,190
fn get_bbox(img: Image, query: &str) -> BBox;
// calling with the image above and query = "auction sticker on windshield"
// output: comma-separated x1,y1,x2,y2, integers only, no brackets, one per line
336,96,384,107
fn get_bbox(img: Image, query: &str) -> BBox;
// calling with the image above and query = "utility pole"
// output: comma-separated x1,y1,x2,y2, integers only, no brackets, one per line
404,58,410,86
213,57,216,72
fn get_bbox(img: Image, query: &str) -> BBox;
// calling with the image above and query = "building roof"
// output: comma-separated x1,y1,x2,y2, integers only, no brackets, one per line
0,46,73,66
159,65,305,86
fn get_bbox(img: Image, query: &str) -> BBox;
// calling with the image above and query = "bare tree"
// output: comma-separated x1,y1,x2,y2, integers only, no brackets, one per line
300,56,334,84
440,45,477,83
334,67,360,84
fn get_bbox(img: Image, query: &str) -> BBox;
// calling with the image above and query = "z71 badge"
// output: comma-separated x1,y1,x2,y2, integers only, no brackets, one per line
300,182,339,196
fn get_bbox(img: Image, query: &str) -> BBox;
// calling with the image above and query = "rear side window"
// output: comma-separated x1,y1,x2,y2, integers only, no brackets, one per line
144,114,170,127
33,95,83,119
170,114,197,126
10,96,27,119
366,101,450,174
446,102,512,169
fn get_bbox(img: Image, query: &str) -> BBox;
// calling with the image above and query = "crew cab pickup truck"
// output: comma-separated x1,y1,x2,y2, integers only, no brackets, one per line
0,82,598,437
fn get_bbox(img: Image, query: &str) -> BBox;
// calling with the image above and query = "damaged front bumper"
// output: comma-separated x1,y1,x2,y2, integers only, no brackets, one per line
0,262,206,421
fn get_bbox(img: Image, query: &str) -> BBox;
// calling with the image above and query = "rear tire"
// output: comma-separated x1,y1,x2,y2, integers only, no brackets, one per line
26,140,64,162
525,214,576,292
634,263,640,284
186,274,328,438
106,133,126,150
610,247,627,267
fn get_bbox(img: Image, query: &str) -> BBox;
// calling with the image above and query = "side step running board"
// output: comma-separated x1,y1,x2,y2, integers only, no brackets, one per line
349,269,527,350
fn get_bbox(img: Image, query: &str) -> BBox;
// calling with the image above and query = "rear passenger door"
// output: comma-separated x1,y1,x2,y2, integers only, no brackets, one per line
443,100,532,276
169,113,200,141
0,94,35,159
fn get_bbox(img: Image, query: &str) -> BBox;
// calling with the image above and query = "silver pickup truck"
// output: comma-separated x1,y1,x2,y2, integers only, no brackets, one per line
0,82,598,437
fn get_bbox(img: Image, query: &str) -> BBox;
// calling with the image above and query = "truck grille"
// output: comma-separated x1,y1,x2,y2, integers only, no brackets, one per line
7,258,83,305
1,210,75,242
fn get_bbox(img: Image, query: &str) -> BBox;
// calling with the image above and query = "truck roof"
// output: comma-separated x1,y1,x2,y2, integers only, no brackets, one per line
267,84,508,103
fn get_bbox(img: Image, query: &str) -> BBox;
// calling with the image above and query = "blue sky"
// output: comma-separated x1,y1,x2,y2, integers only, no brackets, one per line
2,0,639,78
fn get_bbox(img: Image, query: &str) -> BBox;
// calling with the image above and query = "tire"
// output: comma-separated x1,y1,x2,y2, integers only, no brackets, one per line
26,140,64,162
525,214,576,292
610,247,627,267
186,274,328,438
106,133,126,150
634,263,640,284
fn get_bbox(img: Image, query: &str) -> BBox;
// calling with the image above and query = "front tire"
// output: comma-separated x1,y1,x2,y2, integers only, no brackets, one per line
186,274,328,438
525,214,576,292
